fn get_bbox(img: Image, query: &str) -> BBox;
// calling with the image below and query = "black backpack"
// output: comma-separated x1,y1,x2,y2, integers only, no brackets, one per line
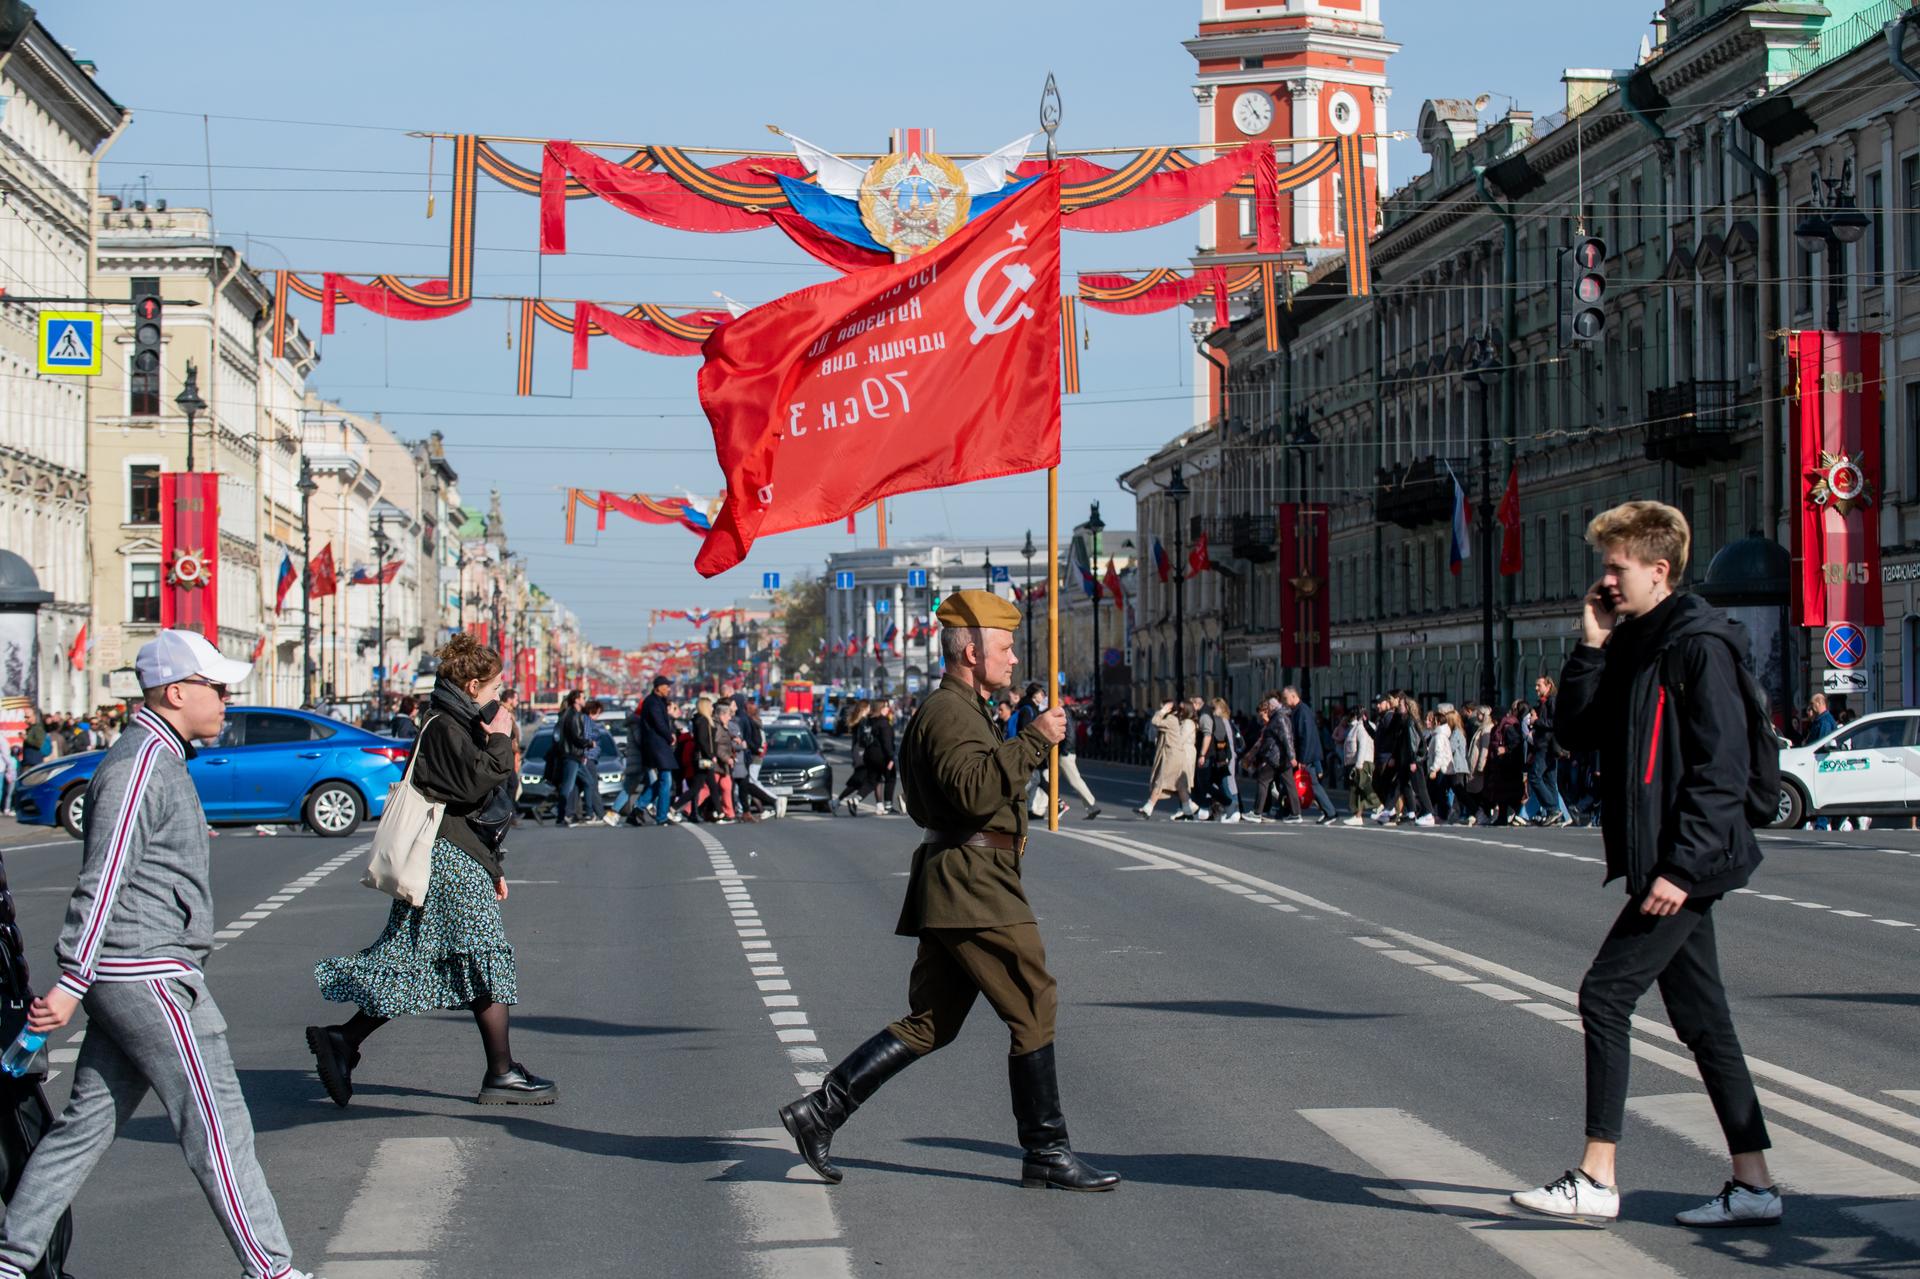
1661,634,1781,828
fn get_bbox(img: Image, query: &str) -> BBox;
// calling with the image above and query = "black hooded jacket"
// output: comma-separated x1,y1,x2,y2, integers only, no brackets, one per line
1556,592,1763,899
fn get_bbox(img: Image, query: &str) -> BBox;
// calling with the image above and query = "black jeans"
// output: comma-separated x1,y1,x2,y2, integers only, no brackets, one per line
1578,894,1770,1151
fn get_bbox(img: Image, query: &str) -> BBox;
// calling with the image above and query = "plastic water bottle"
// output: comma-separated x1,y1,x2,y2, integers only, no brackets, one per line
1,1027,46,1077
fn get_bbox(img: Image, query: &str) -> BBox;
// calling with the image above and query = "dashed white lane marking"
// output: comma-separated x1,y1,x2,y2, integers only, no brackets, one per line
1344,928,1920,1152
1301,1107,1684,1277
680,825,854,1279
1056,828,1348,916
1403,828,1920,931
1631,1093,1920,1250
324,1135,465,1278
48,841,369,1083
211,843,367,950
1047,825,1920,1208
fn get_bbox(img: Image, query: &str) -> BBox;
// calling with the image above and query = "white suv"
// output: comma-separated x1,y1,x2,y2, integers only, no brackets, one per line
1776,709,1920,827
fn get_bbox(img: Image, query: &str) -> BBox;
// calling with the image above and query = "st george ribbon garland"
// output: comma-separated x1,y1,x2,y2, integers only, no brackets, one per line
266,131,1374,390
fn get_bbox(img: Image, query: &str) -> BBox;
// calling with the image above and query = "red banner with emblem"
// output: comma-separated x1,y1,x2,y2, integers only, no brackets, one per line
159,472,220,642
518,648,538,691
1792,332,1884,628
1278,503,1330,669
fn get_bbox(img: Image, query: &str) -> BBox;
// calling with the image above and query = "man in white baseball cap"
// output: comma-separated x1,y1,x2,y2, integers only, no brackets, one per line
0,630,320,1279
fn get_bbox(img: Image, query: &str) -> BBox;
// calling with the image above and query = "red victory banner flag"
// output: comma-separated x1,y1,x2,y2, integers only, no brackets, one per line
1188,530,1213,576
159,472,220,642
307,543,339,598
1278,503,1330,669
693,172,1062,577
1496,466,1523,577
1793,331,1884,628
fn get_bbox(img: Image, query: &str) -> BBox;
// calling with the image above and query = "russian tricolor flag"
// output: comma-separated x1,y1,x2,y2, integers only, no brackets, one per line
1448,463,1471,575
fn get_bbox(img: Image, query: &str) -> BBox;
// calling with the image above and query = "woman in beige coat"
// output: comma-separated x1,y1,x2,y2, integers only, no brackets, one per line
1138,701,1199,820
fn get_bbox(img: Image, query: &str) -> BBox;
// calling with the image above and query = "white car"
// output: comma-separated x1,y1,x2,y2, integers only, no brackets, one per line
1776,709,1920,827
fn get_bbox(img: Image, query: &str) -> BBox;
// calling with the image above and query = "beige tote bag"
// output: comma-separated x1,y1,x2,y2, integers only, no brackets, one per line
362,717,443,906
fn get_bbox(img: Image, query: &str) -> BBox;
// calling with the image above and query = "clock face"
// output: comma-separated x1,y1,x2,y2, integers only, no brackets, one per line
1232,89,1275,136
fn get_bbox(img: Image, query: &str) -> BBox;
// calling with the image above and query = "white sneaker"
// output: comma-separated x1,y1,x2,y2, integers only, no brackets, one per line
1341,815,1364,826
1511,1170,1619,1223
1220,810,1241,823
1674,1181,1783,1228
667,810,685,824
1414,815,1436,827
601,812,620,827
875,802,890,815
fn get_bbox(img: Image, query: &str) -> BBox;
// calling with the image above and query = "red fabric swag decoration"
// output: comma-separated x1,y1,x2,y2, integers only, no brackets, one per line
571,303,732,367
541,141,810,252
320,276,468,335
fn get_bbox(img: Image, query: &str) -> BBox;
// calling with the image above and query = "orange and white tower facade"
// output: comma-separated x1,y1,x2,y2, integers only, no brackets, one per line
1186,0,1398,416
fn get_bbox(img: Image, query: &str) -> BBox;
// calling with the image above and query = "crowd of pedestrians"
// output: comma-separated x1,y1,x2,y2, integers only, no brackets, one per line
1099,682,1593,829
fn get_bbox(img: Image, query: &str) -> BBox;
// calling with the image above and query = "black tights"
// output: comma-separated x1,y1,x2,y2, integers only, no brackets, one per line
336,998,515,1075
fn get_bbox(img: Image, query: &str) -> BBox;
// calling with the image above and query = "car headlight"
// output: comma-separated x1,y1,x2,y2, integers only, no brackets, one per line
520,773,542,785
599,773,621,784
17,763,73,789
806,765,828,777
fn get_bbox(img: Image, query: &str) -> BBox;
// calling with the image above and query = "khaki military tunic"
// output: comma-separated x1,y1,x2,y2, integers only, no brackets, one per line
887,676,1059,1057
893,676,1050,937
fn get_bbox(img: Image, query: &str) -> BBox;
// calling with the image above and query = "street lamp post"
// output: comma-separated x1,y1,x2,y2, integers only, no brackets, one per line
371,517,393,715
1466,339,1500,709
175,361,207,472
1167,464,1190,703
296,454,318,708
1020,530,1036,675
1794,162,1870,332
455,551,467,631
983,549,995,592
1085,502,1105,721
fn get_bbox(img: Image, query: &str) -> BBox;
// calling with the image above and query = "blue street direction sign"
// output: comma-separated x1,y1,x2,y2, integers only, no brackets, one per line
762,572,781,590
907,569,928,588
875,598,890,614
1824,622,1865,670
37,311,102,376
835,571,855,589
991,565,1010,583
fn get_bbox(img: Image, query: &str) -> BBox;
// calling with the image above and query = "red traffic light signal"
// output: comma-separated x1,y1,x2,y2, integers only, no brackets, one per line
1558,237,1607,346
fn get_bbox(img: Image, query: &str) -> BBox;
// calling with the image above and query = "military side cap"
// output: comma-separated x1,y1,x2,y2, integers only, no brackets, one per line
937,589,1022,631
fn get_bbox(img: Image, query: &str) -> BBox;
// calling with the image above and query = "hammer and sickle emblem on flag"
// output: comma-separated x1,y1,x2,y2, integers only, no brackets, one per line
965,225,1037,347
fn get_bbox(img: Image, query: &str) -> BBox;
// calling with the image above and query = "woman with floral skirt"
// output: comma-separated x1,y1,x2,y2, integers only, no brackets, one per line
305,633,556,1107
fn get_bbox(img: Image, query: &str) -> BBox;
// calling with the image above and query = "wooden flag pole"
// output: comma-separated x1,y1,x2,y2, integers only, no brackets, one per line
1043,74,1063,834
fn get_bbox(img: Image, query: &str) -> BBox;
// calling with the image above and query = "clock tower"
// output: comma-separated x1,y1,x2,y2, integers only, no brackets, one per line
1186,0,1399,261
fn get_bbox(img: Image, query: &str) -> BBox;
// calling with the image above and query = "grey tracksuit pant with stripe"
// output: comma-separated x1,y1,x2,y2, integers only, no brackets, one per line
0,975,293,1278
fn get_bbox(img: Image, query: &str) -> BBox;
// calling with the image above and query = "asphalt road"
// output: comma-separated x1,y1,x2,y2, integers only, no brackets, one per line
1,744,1917,1278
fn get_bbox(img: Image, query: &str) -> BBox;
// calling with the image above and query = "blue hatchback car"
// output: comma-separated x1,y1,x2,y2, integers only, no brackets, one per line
13,706,411,839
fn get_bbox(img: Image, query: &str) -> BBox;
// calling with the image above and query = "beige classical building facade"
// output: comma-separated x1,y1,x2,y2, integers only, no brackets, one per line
0,17,124,712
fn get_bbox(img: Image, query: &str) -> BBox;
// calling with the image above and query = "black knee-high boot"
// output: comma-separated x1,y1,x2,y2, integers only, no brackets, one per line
778,1030,918,1184
1009,1043,1120,1191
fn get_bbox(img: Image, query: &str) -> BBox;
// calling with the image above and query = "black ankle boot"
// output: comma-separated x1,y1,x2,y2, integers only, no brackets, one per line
1008,1043,1120,1191
778,1031,917,1184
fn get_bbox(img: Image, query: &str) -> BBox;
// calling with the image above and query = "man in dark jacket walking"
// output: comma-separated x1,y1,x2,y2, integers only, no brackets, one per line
636,678,681,826
1282,687,1337,823
551,690,591,826
1512,501,1778,1228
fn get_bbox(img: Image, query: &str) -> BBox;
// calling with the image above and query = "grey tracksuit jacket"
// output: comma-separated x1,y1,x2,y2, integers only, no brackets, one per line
54,706,213,998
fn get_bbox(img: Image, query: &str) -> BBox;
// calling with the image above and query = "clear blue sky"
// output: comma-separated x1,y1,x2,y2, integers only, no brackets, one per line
67,0,1653,648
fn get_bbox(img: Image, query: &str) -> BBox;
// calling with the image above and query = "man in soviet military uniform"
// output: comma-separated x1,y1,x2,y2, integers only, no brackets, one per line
779,590,1120,1192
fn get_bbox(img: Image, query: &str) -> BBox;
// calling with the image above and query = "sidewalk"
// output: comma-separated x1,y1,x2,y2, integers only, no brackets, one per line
0,815,76,850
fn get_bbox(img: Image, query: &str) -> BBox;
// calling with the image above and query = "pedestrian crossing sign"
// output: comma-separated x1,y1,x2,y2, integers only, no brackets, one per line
37,311,102,375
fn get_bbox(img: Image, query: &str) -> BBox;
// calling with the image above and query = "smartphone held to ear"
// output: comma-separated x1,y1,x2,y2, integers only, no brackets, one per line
478,699,502,723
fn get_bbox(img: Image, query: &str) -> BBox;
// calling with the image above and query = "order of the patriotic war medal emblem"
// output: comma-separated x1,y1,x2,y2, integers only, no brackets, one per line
1807,451,1873,516
168,547,211,588
859,149,970,257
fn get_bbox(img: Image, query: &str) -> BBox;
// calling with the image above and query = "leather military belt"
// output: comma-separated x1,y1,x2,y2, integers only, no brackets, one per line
919,829,1025,853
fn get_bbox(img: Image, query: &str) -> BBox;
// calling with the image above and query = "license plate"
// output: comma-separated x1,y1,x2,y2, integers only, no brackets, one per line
764,784,792,797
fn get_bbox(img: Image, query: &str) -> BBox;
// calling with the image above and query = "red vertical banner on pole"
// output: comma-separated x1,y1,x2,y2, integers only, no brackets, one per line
1277,502,1329,669
518,647,538,691
159,472,221,643
1792,331,1884,628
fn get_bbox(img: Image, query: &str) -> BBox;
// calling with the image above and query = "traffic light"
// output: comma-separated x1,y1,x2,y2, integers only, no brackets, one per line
130,276,162,415
1557,237,1607,346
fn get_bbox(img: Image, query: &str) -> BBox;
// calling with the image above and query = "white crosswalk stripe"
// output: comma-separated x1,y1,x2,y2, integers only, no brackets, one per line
1301,1107,1685,1277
